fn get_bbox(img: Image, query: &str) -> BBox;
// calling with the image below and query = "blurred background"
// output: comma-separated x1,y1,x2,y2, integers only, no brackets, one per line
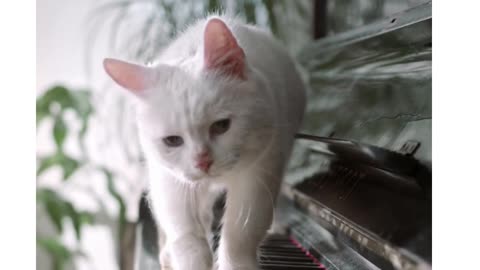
37,1,431,270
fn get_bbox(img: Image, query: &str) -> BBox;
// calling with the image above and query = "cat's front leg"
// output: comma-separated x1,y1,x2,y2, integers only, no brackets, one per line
165,232,212,270
151,179,213,270
217,167,282,270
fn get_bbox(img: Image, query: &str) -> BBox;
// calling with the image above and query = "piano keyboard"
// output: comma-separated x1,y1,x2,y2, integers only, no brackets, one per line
260,234,327,270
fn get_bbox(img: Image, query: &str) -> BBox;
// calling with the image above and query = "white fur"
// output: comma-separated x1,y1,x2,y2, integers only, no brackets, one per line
120,16,305,270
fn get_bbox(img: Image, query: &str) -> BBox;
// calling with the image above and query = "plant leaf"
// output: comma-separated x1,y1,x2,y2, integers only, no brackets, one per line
60,155,80,180
244,0,257,24
100,167,127,236
71,90,94,119
37,189,65,233
37,237,72,270
261,0,278,35
37,153,82,180
37,86,74,111
207,0,220,13
36,98,50,126
53,116,67,149
37,188,95,240
66,203,94,240
37,155,60,176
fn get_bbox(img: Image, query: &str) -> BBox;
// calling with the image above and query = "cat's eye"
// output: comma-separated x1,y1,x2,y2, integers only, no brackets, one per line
210,119,231,136
163,136,184,147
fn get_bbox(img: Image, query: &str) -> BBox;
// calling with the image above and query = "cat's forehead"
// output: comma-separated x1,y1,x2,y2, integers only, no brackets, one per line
137,71,236,134
145,73,227,114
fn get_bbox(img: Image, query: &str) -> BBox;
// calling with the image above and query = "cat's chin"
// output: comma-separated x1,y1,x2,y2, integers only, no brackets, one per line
181,172,210,183
181,171,225,183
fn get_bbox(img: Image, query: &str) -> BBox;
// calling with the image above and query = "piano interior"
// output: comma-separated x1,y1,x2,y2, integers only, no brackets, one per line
136,2,432,269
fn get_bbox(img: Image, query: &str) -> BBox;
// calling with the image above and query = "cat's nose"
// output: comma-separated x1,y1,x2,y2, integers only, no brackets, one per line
195,159,212,173
195,151,212,173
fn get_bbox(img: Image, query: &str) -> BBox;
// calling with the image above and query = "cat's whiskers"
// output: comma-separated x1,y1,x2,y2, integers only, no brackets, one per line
181,180,188,213
242,204,252,231
234,204,244,226
188,183,195,221
209,150,240,176
251,170,276,214
246,133,275,172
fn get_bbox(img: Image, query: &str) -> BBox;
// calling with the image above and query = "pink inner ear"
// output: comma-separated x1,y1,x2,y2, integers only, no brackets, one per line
204,18,246,79
103,58,154,92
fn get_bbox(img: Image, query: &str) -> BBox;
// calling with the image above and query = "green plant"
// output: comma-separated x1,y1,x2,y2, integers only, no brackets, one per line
36,85,96,270
36,189,92,270
36,85,128,270
37,86,92,177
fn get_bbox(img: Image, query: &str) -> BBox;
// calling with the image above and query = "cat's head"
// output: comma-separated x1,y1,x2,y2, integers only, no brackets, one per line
104,18,272,183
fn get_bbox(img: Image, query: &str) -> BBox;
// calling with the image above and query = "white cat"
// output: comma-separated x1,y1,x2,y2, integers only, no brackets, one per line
103,16,306,270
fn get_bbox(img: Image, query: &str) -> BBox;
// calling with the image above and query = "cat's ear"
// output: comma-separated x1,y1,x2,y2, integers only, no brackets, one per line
103,58,157,94
204,18,246,79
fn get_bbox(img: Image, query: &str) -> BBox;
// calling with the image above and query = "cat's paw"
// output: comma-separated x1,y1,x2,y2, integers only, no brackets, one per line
168,234,213,270
160,247,172,270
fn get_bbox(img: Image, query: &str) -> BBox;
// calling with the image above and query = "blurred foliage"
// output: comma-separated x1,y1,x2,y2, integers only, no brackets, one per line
36,189,92,270
37,85,126,270
36,86,93,152
36,86,90,181
37,237,73,270
102,168,127,246
37,189,95,240
89,0,311,63
36,85,93,270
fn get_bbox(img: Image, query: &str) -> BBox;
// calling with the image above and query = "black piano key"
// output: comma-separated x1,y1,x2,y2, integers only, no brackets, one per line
260,255,314,263
261,244,304,249
261,262,320,267
260,251,309,256
261,243,294,247
261,264,323,270
259,234,327,270
260,247,308,252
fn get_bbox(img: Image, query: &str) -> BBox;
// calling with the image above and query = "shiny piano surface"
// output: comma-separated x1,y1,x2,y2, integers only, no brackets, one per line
273,134,431,270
